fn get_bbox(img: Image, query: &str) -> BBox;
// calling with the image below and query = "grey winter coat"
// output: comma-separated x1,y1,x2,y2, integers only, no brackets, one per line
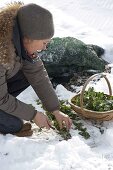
0,3,60,121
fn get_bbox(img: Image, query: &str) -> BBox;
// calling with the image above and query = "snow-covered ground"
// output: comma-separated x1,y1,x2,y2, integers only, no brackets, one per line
1,0,113,170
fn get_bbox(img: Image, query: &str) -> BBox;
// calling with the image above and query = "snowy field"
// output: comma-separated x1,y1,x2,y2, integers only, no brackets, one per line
1,0,113,170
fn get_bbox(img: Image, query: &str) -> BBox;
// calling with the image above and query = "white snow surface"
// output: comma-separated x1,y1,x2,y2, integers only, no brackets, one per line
1,0,113,170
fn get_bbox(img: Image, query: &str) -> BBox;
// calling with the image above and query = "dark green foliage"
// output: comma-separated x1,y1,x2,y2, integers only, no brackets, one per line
59,101,90,139
46,100,90,140
72,87,113,112
41,37,106,78
36,99,42,105
87,44,105,57
31,100,90,140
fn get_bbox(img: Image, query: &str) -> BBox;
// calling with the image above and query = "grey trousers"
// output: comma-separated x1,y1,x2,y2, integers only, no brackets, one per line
0,70,30,134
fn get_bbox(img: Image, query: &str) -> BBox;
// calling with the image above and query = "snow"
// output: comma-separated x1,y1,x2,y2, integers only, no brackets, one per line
1,0,113,170
0,135,110,170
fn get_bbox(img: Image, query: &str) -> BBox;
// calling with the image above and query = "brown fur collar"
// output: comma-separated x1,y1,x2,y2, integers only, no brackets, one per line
0,2,23,69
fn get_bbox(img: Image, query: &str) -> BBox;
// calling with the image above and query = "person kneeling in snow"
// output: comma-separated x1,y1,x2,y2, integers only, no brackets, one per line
0,3,72,137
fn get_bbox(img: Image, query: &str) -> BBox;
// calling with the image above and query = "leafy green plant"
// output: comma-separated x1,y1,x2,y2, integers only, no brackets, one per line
72,87,113,112
45,100,90,140
36,99,42,105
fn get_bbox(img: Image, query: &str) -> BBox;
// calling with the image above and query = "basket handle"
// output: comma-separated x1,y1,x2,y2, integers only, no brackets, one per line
80,73,112,113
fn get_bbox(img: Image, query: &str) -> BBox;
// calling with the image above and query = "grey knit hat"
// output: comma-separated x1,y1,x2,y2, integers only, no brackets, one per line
17,3,54,40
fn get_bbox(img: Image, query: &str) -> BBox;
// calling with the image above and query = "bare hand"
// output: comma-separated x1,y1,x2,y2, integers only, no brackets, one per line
33,112,51,129
52,110,72,130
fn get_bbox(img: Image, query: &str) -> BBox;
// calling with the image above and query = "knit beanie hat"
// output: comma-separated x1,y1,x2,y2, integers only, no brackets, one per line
17,3,54,40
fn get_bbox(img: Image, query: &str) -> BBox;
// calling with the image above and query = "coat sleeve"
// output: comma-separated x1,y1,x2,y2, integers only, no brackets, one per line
0,65,36,121
22,58,60,112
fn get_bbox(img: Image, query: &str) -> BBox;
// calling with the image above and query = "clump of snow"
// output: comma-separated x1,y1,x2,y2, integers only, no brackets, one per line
55,84,74,100
1,134,112,170
17,86,44,112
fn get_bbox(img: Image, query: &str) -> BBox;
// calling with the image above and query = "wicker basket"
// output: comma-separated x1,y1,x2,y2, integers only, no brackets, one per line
68,73,113,121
